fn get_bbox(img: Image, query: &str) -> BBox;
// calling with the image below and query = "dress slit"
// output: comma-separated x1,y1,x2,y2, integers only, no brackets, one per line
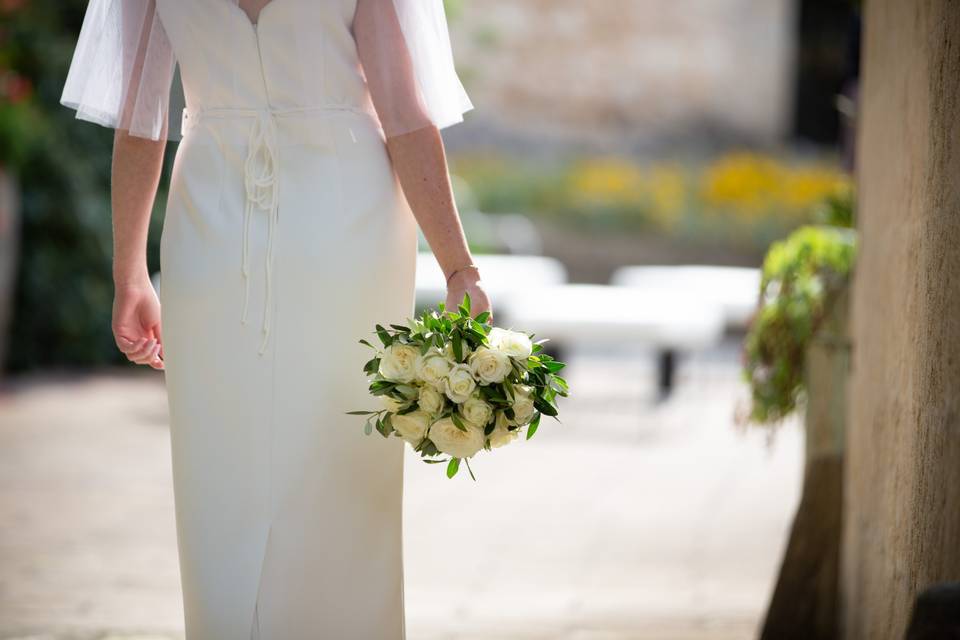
248,523,274,640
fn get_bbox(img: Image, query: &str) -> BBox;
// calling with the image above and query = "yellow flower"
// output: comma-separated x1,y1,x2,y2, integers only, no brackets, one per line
568,157,646,208
701,151,850,222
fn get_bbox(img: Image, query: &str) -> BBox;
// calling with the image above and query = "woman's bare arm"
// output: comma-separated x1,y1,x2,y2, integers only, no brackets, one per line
353,0,491,319
385,125,491,318
110,128,167,368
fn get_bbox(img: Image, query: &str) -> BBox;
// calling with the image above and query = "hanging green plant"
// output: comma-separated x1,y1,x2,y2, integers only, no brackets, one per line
743,223,856,424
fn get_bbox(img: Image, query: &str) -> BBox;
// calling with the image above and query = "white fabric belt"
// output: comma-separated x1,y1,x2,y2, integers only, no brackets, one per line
181,105,372,355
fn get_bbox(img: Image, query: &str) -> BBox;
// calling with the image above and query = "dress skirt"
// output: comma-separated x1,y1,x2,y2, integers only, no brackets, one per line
159,106,417,639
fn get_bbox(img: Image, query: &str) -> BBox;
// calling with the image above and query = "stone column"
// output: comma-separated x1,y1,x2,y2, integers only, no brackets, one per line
842,2,960,639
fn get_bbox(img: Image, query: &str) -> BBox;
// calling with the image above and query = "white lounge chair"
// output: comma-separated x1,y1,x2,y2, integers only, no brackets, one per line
496,283,726,399
610,265,761,330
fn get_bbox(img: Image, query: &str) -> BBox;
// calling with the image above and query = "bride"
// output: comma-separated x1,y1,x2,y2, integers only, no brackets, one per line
61,0,492,637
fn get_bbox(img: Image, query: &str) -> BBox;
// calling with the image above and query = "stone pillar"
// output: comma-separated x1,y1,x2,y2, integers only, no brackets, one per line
842,2,960,640
761,286,849,640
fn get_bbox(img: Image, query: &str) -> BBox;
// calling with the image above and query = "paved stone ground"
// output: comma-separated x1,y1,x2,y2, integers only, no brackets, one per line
0,338,802,640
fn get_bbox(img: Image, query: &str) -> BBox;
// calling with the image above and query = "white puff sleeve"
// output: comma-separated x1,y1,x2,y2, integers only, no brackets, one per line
60,0,178,141
353,0,474,138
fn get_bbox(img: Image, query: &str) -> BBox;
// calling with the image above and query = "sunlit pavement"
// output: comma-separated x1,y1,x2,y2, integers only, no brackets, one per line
0,338,802,640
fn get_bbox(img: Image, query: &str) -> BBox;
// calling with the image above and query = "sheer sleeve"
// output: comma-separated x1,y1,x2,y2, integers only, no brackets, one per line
60,0,178,141
353,0,473,138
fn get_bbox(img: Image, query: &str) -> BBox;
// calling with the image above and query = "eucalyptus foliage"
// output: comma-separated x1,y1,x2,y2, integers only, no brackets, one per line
347,293,569,480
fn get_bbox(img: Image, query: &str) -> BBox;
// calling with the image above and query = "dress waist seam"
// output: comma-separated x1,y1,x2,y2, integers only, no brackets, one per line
182,104,375,131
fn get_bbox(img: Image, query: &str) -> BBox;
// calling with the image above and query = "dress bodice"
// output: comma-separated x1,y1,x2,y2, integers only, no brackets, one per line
61,0,472,142
157,0,373,116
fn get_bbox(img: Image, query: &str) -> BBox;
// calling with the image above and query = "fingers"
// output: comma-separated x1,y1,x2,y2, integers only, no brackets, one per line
128,338,158,362
117,336,162,366
116,335,144,354
155,323,164,360
135,342,162,367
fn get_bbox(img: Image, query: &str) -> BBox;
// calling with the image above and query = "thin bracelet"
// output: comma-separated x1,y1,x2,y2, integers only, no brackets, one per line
446,263,480,285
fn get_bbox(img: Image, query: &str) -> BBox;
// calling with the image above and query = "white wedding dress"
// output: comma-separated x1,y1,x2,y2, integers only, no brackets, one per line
61,1,472,638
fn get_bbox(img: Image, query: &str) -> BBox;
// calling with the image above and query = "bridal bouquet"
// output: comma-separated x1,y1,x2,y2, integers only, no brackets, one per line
347,293,568,480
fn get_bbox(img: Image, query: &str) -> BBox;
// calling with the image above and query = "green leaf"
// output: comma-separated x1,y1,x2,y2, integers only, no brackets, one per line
423,458,448,464
370,385,396,396
389,323,410,332
479,386,507,403
446,457,460,478
420,340,432,356
526,413,541,440
346,410,378,415
382,413,395,436
375,324,392,346
451,412,468,432
534,396,558,416
364,418,374,436
452,330,463,362
542,360,566,373
465,327,487,342
359,338,377,349
363,357,381,375
464,456,477,481
374,414,395,438
550,375,569,394
474,310,490,325
462,291,471,314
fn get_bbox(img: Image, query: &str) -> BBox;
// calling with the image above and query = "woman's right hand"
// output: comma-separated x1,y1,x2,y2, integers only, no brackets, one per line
112,277,164,370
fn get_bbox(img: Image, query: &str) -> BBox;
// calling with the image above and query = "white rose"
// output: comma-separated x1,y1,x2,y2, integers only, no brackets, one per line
443,364,477,403
461,394,494,427
429,416,485,458
378,343,419,383
391,410,431,446
488,411,520,448
415,348,451,387
417,385,446,416
468,346,512,385
380,395,407,413
488,327,533,359
510,384,536,425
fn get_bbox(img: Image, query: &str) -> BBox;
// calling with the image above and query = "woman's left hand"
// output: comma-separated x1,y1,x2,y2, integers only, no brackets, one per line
446,268,493,322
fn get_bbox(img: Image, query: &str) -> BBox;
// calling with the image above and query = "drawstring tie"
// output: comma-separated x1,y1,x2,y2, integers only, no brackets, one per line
180,103,376,356
241,110,280,355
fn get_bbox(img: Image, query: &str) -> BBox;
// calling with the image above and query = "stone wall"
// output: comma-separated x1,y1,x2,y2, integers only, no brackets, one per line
842,1,960,638
446,0,796,153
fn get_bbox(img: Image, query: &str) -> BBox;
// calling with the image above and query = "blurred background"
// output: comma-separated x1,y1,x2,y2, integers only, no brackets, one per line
0,1,862,638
